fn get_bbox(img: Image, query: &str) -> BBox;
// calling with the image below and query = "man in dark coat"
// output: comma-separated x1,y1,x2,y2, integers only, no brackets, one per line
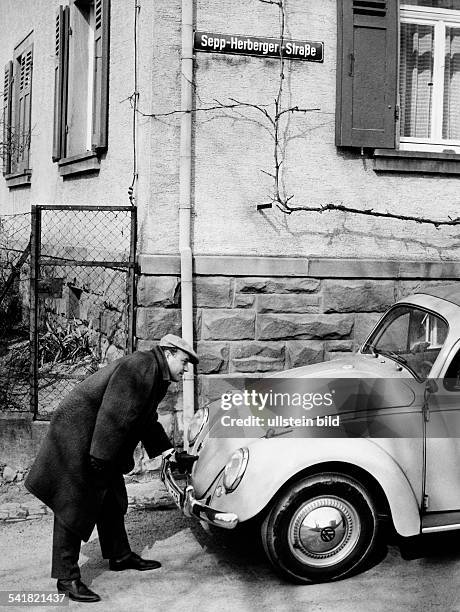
25,334,198,603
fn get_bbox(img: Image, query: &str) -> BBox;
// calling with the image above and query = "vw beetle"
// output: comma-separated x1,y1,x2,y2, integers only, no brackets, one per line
161,286,460,582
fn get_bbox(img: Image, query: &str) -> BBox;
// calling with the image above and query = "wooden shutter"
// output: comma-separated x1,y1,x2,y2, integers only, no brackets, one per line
14,44,33,173
91,0,110,151
3,61,13,175
336,0,398,148
53,5,69,162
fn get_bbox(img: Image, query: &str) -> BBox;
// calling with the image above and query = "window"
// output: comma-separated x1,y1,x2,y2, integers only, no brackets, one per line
362,305,449,380
336,0,460,164
400,1,460,153
53,0,110,175
2,32,34,186
444,347,460,390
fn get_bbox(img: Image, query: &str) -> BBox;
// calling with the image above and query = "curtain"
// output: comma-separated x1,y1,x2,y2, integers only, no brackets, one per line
399,23,434,138
443,26,460,139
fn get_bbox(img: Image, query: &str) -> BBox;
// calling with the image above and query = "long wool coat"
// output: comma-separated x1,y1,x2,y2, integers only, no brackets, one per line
25,346,172,541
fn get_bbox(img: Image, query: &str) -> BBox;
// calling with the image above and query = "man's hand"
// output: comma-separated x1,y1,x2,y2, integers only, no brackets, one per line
171,450,198,474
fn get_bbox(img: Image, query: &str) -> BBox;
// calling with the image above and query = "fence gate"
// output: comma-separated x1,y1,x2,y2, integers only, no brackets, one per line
30,205,136,420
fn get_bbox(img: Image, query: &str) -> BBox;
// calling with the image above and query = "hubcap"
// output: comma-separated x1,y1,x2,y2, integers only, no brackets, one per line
288,496,361,568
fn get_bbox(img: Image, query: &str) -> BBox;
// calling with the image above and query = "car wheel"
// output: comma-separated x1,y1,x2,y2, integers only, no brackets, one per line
261,473,379,583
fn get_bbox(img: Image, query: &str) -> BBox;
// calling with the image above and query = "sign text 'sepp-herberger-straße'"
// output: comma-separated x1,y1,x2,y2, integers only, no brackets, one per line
194,31,324,62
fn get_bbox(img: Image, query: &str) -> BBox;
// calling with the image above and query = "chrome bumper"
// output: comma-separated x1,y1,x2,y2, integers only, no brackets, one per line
160,455,239,530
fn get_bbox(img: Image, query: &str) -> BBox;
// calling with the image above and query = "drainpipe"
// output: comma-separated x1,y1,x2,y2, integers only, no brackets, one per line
180,0,195,450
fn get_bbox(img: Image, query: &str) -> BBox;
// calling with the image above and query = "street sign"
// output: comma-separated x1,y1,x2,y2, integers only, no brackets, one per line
194,31,324,62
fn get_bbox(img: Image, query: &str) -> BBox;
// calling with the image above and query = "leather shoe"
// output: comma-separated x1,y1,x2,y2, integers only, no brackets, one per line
57,579,101,603
109,551,161,572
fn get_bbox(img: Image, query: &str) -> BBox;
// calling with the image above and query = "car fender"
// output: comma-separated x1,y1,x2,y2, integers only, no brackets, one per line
209,437,421,537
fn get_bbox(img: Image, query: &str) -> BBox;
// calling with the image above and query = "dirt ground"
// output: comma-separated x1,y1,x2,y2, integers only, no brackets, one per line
0,479,33,505
1,508,459,612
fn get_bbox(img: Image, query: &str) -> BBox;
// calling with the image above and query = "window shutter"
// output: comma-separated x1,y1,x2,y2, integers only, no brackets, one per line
14,44,33,173
3,61,13,175
336,0,398,148
91,0,110,151
53,5,69,162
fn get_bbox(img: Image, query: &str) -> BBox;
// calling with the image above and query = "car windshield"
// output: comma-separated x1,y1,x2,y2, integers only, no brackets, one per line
362,305,449,380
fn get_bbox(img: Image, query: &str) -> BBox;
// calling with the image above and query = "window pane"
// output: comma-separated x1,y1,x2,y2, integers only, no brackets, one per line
363,306,449,380
400,23,434,138
67,1,94,156
402,0,460,8
443,27,460,139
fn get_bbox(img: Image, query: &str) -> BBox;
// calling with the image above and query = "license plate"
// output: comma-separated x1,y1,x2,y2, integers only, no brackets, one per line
165,477,182,507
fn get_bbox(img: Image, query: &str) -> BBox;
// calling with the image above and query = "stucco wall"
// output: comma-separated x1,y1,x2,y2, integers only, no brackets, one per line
1,0,458,261
142,0,459,261
0,0,139,215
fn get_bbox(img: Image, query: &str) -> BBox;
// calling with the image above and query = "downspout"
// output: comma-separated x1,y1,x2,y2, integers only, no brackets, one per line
180,0,195,450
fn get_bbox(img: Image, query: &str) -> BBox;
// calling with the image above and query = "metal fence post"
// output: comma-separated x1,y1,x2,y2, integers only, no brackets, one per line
127,206,137,354
29,205,41,418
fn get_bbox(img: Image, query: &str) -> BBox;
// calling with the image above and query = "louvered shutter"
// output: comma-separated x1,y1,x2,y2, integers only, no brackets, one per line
14,44,33,173
3,61,13,175
336,0,398,148
91,0,110,151
53,5,69,162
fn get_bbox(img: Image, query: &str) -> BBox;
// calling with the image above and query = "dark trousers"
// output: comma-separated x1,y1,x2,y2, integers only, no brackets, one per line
51,487,131,580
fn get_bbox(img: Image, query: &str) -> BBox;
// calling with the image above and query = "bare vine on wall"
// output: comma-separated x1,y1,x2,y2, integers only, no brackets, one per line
257,0,319,211
256,0,460,227
121,0,460,229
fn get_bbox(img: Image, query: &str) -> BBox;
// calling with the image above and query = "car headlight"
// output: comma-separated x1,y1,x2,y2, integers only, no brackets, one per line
223,448,249,492
187,406,209,446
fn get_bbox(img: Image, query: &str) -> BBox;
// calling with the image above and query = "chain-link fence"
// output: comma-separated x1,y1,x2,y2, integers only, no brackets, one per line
0,206,136,419
0,213,32,413
31,206,136,419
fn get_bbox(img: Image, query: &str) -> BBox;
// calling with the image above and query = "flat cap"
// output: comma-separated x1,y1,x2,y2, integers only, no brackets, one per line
159,334,199,365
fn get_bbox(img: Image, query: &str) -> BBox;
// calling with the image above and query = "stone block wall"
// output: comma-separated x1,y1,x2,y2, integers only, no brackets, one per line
135,272,460,419
136,276,395,366
193,277,393,377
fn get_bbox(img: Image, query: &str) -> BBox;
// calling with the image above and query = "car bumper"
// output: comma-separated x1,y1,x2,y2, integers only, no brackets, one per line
160,455,239,530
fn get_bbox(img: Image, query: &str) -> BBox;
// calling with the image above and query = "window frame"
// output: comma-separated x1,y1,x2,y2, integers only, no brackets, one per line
399,3,460,154
66,0,95,156
335,0,460,172
361,304,449,382
53,0,110,176
2,31,34,187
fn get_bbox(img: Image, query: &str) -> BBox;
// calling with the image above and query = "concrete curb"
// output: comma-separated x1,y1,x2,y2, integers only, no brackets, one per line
0,479,175,523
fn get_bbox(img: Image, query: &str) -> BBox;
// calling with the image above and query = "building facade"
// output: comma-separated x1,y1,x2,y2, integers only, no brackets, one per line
1,0,460,447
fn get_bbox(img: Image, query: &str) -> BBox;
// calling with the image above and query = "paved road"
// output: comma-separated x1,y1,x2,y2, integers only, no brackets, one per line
1,509,459,612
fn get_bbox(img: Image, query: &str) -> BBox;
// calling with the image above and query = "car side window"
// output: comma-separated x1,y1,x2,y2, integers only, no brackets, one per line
444,349,460,392
363,305,449,380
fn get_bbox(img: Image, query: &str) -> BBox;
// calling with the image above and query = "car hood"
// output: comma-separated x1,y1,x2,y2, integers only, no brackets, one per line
192,352,417,498
271,352,410,379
